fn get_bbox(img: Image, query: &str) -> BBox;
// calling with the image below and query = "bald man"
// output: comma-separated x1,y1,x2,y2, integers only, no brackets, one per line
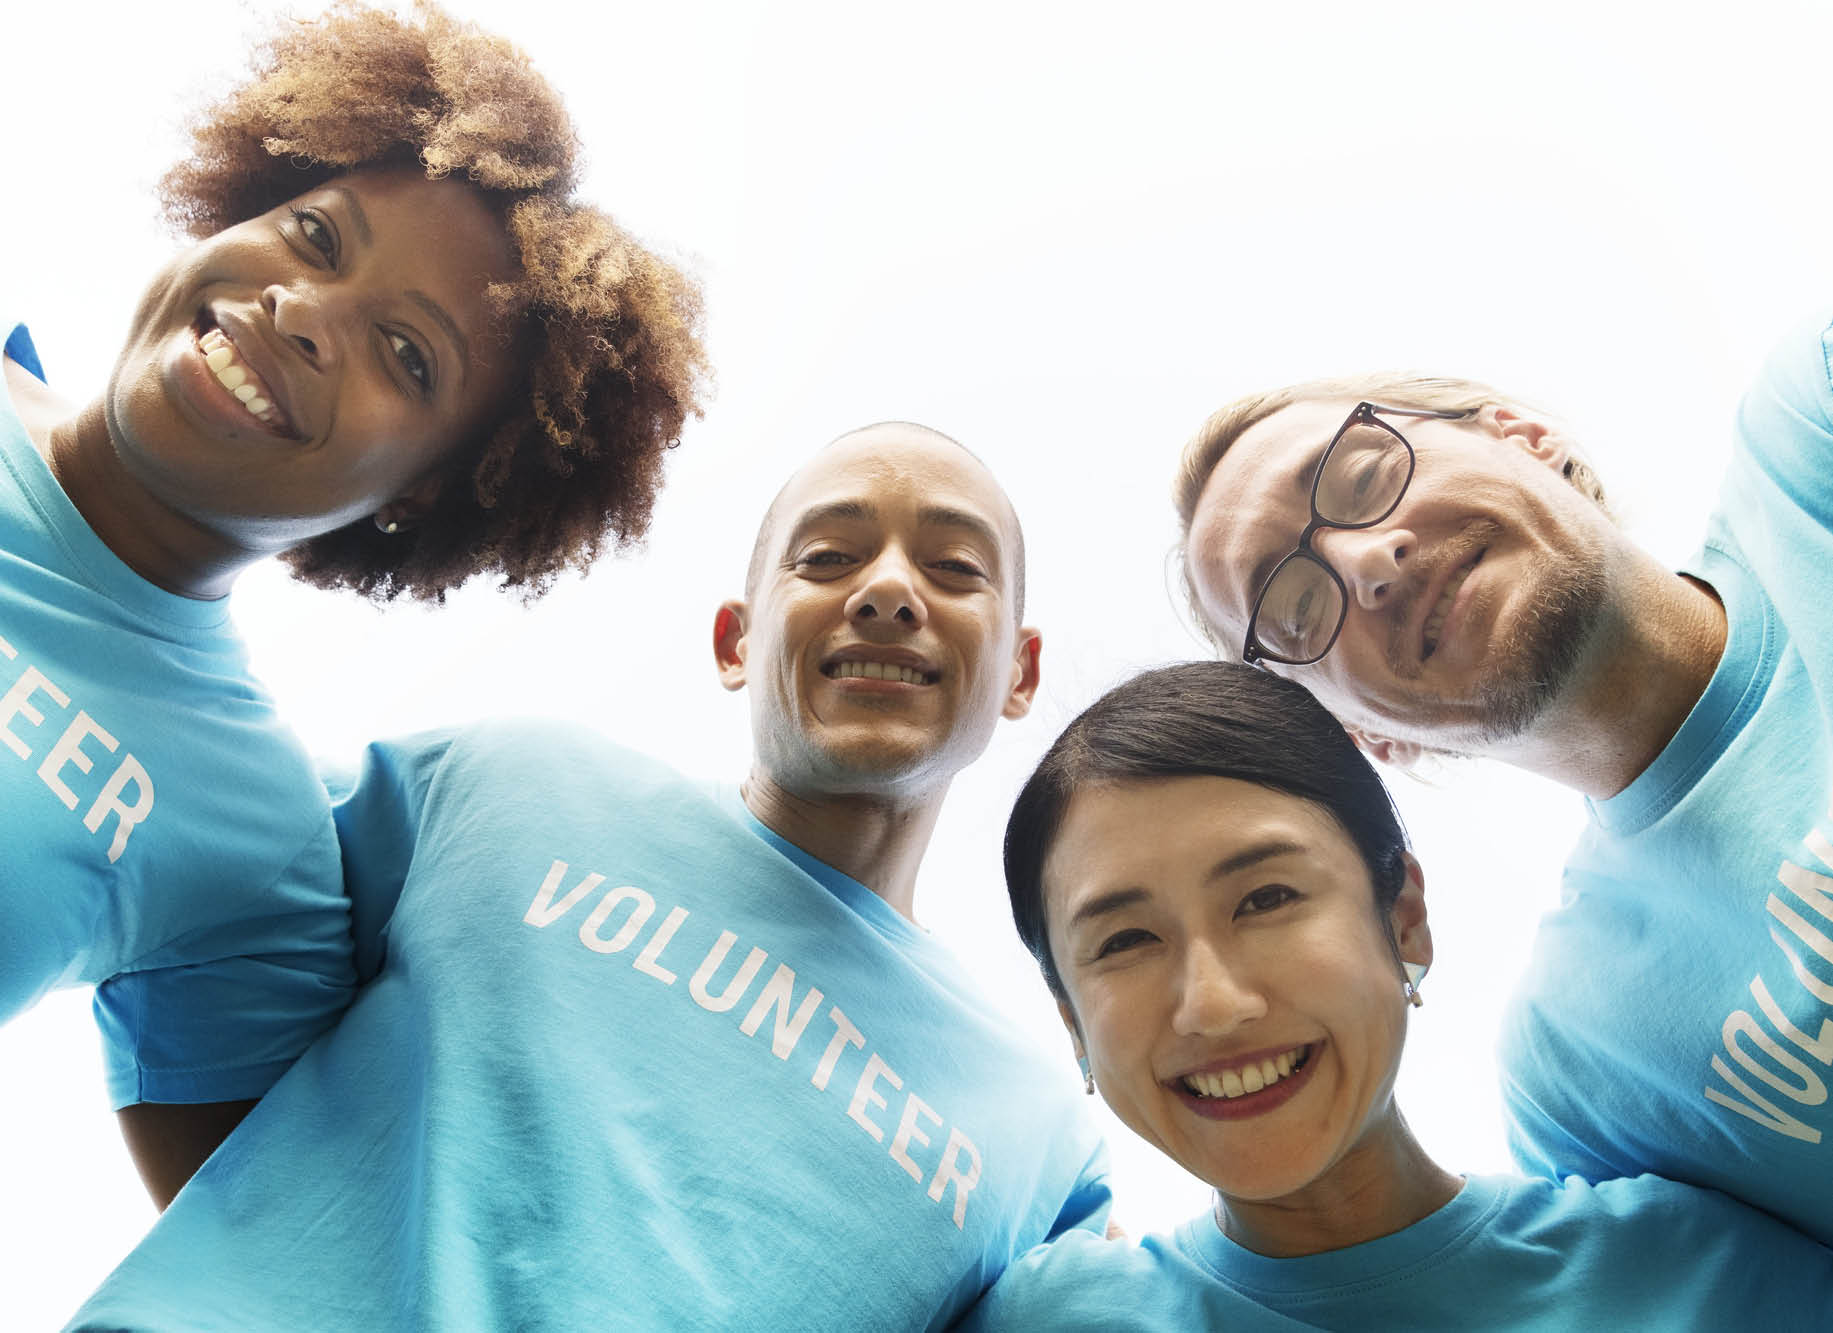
72,424,1110,1331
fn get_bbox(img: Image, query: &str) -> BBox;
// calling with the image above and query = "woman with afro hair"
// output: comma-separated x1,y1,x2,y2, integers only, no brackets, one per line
0,1,705,1205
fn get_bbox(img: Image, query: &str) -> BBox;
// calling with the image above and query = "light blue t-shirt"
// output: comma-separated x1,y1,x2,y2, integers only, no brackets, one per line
70,722,1111,1331
0,321,352,1106
962,1173,1833,1330
1500,311,1833,1247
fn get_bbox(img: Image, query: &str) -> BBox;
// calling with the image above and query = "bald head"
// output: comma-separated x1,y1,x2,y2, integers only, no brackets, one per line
745,422,1028,619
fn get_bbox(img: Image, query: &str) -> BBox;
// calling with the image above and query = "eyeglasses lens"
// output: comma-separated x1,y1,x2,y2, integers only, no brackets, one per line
1256,556,1341,663
1313,420,1412,526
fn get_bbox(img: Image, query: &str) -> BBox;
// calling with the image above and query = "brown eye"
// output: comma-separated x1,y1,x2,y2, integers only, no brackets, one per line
1237,884,1298,918
292,209,336,263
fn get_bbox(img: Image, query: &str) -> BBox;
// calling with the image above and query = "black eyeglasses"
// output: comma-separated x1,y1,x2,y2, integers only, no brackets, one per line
1242,401,1470,667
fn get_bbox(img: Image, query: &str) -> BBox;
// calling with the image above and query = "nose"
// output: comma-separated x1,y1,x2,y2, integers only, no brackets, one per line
264,282,340,371
844,547,927,628
1170,940,1265,1038
1314,524,1414,610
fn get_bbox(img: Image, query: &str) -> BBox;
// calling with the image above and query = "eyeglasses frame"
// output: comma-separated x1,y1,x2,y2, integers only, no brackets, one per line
1241,401,1471,668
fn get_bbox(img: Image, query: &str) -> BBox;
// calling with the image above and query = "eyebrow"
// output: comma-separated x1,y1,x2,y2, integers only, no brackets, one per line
1063,838,1307,931
321,185,374,247
783,500,1005,565
408,290,470,390
1208,838,1306,880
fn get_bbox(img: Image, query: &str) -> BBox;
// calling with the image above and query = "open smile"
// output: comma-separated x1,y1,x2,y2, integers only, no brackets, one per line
187,311,302,439
820,651,939,686
1170,1042,1318,1120
1421,549,1484,660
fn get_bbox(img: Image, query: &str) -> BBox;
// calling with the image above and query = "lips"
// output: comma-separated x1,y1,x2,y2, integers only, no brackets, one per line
1419,549,1484,661
1169,1041,1320,1120
193,310,303,439
820,648,939,685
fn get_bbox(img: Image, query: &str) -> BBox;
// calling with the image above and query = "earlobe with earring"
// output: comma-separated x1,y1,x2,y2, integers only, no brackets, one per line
1403,960,1428,1008
1077,1053,1095,1096
374,514,400,535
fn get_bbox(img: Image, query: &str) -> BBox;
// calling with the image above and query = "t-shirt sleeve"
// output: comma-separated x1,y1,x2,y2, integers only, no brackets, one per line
328,730,455,982
1733,308,1833,528
1046,1138,1115,1241
1500,1059,1623,1186
92,820,355,1108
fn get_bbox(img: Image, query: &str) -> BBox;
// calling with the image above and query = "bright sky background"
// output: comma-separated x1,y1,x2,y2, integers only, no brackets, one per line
6,0,1833,1323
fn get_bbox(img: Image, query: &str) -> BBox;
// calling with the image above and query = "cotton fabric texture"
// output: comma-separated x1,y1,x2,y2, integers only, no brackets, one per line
69,722,1111,1331
0,320,352,1107
961,1173,1833,1329
1502,311,1833,1247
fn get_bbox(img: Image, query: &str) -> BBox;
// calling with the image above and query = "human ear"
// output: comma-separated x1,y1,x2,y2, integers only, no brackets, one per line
1389,852,1434,975
713,600,749,692
1486,406,1571,473
1001,628,1043,721
1344,724,1426,770
372,471,444,534
1055,996,1085,1058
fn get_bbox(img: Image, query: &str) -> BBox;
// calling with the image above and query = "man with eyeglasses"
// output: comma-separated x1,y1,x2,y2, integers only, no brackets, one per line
1171,344,1833,1251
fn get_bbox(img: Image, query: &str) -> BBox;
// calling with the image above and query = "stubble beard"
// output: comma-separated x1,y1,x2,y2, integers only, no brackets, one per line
1467,551,1611,746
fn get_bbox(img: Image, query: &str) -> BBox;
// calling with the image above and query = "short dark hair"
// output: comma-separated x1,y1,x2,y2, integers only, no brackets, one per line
1004,661,1409,997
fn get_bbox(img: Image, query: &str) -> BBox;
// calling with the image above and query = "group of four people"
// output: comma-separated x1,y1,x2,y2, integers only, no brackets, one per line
6,2,1831,1327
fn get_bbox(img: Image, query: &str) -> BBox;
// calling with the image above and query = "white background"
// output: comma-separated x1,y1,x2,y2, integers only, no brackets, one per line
5,0,1832,1323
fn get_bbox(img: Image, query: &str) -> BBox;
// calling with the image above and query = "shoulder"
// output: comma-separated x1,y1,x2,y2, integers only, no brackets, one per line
965,1227,1220,1331
1733,307,1833,510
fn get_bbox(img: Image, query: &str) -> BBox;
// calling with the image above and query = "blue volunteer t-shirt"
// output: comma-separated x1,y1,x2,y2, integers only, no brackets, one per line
70,721,1111,1331
961,1173,1833,1330
0,321,352,1105
1500,310,1833,1247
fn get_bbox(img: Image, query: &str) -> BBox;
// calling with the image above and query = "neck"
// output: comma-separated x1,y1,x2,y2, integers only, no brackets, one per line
739,769,947,920
1485,552,1726,799
45,398,255,600
1216,1105,1460,1258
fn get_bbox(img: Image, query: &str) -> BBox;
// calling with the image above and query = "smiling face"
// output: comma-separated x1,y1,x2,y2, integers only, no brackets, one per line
1185,399,1615,751
105,166,522,550
1045,776,1429,1202
717,426,1039,798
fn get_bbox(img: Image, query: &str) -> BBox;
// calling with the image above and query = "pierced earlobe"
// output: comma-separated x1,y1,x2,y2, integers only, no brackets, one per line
1077,1053,1095,1096
375,515,400,535
1403,960,1428,1008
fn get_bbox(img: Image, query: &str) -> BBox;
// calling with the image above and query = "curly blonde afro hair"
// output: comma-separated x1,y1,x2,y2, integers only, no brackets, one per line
160,1,708,600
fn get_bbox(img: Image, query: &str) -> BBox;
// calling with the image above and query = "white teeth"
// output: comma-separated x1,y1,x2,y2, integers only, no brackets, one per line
1422,562,1476,655
196,326,280,425
1182,1046,1308,1101
830,661,930,684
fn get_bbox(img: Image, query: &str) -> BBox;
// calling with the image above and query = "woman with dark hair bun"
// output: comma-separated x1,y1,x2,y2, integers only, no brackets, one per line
2,0,705,1204
972,661,1833,1328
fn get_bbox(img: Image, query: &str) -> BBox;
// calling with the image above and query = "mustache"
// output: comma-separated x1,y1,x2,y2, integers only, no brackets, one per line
1381,521,1504,675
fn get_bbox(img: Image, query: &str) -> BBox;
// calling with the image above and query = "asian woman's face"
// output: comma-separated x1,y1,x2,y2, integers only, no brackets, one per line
105,166,523,550
1043,776,1430,1202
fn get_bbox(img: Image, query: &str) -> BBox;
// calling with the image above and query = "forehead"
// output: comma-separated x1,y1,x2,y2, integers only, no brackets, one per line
1044,777,1360,918
775,430,1019,554
1185,399,1363,635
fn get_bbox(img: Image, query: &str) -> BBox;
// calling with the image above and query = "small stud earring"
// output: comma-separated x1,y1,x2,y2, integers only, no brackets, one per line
375,515,400,535
1403,960,1428,1008
1077,1053,1094,1096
